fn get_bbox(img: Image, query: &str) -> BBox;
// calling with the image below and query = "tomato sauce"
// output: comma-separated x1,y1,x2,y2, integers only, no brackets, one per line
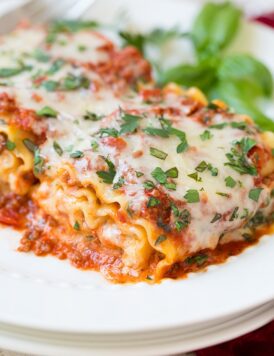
0,192,272,283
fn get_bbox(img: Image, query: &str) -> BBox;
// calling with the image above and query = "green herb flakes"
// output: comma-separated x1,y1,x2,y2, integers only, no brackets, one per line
147,196,161,207
53,141,63,156
96,157,116,184
155,235,167,246
150,147,168,160
73,221,80,231
36,106,58,118
184,189,200,203
6,140,16,151
70,150,84,159
143,180,155,190
113,177,125,190
225,176,236,188
120,111,142,135
200,129,213,141
188,172,202,182
211,213,222,223
248,188,263,202
229,207,239,221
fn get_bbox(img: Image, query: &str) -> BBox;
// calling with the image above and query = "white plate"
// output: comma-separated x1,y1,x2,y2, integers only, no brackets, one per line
0,0,273,349
0,301,273,355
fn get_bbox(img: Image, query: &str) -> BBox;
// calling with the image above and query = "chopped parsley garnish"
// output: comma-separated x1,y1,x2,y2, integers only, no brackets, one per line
83,111,103,121
73,221,80,231
151,167,178,190
32,48,50,62
240,208,249,219
144,117,188,153
119,111,142,135
165,167,178,178
41,74,90,92
216,192,229,198
33,150,44,174
91,140,99,152
208,164,218,176
173,208,191,231
211,213,222,223
6,140,16,151
248,187,263,202
78,44,87,52
23,138,38,153
136,171,144,177
61,73,90,90
0,65,31,78
99,128,119,138
155,235,167,246
209,122,228,129
53,141,63,156
225,137,257,175
200,130,213,141
46,59,65,75
96,157,116,184
150,147,168,160
70,150,84,159
46,20,98,43
152,167,166,184
113,177,125,190
188,172,202,182
184,189,200,203
143,127,169,137
147,196,161,207
164,182,176,190
230,121,247,130
143,180,155,190
195,161,218,176
185,253,208,265
36,106,58,118
195,160,208,172
42,80,59,91
225,176,236,188
229,207,239,221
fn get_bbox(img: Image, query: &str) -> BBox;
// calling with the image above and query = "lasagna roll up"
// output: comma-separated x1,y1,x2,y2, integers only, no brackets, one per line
25,88,274,282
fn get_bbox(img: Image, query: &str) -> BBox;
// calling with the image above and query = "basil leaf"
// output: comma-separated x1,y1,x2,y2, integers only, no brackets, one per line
211,79,274,131
218,54,273,97
191,2,241,57
159,60,216,91
119,32,145,53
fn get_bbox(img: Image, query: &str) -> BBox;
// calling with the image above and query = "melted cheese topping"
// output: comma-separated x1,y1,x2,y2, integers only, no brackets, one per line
0,23,273,282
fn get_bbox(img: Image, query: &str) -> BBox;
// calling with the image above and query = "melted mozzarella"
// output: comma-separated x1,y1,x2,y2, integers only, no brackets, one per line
39,95,270,252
